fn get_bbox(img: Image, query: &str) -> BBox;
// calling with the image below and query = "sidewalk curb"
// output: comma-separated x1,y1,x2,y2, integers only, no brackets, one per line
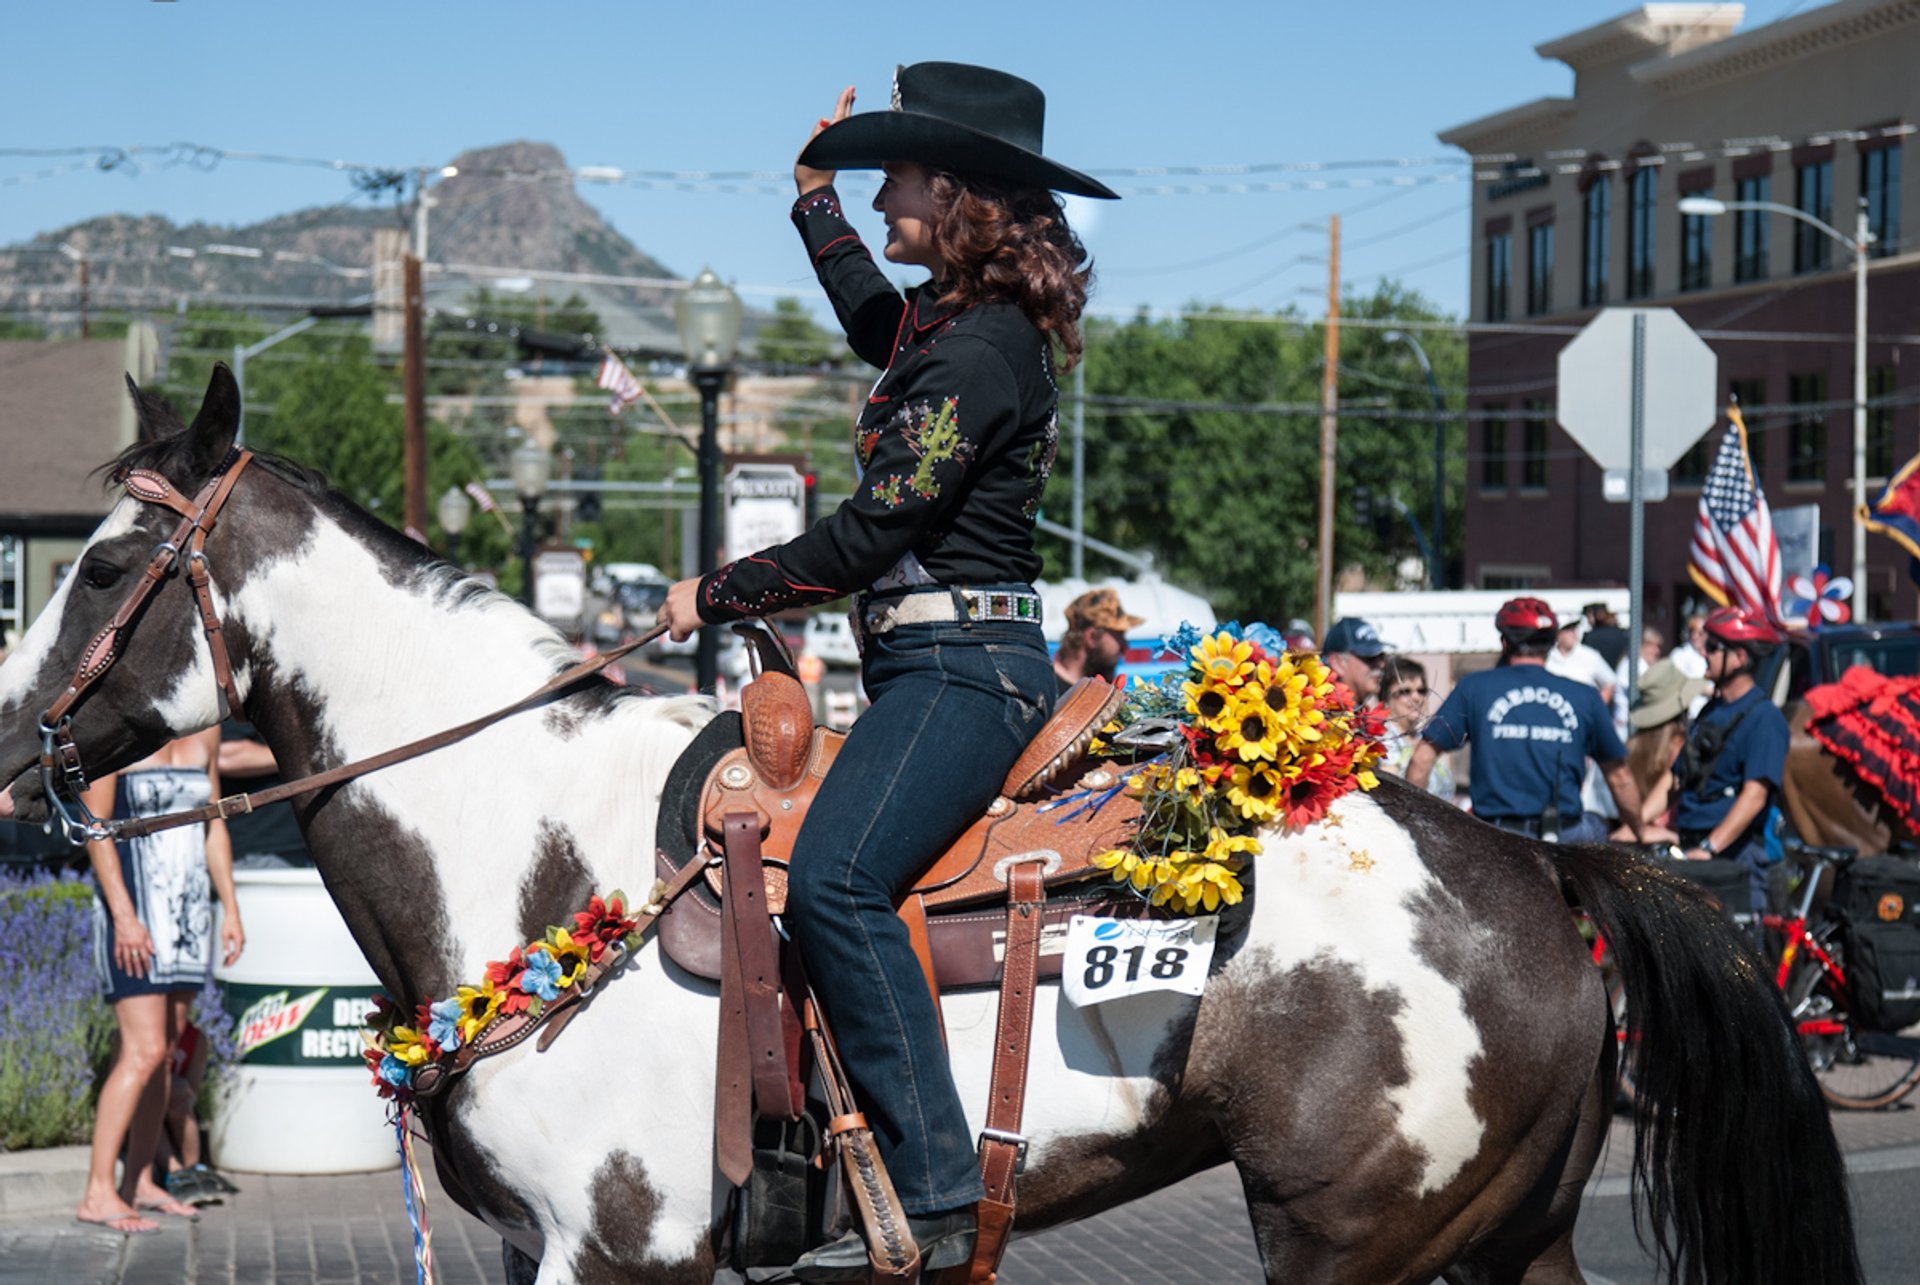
0,1147,87,1219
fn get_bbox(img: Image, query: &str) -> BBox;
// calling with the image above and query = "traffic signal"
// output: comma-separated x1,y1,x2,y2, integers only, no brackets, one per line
804,471,818,526
576,466,602,523
1351,484,1374,531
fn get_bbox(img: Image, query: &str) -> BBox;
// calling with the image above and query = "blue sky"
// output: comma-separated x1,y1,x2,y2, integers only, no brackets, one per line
1,1,1809,322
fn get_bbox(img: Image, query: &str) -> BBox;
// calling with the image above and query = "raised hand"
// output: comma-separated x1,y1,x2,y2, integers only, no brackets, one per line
796,85,856,195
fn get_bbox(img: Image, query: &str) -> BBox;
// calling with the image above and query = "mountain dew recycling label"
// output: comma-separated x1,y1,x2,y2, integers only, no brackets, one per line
224,982,382,1067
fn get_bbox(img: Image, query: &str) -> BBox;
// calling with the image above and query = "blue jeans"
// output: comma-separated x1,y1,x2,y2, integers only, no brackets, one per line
784,616,1055,1214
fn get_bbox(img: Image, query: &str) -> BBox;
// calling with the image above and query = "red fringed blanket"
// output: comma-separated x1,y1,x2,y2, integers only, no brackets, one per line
1803,665,1920,831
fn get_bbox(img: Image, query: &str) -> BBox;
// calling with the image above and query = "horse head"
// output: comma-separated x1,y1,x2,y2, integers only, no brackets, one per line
0,365,268,821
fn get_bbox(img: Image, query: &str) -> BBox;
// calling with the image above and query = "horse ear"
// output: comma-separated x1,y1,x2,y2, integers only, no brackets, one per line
186,363,242,475
124,373,185,444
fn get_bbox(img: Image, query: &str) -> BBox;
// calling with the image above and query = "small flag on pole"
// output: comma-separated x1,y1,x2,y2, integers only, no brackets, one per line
464,480,516,537
597,351,645,415
1688,402,1783,622
1858,449,1920,586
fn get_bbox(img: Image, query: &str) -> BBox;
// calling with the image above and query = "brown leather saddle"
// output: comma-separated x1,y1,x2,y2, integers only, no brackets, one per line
654,672,1144,994
654,666,1150,1277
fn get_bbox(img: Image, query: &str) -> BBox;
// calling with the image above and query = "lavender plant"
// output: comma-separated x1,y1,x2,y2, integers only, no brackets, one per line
0,869,115,1150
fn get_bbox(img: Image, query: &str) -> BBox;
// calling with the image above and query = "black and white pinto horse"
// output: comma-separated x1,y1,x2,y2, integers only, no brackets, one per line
0,371,1860,1284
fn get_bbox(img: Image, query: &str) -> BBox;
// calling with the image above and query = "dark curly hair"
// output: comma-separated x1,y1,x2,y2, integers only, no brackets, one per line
925,172,1093,370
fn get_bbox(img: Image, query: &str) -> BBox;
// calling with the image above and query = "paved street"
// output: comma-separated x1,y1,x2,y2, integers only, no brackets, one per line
5,1109,1918,1283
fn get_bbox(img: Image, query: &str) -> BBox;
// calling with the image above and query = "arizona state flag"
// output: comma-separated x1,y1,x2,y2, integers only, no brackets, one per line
1857,451,1920,584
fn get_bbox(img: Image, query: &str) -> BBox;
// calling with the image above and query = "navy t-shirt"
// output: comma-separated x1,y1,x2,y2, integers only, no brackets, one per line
1424,665,1626,821
1671,686,1789,840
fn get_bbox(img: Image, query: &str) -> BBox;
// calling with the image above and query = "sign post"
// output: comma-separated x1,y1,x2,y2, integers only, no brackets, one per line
1557,308,1718,705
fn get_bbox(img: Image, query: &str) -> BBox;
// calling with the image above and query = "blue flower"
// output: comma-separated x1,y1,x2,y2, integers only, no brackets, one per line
1157,621,1203,662
519,948,563,1002
1240,622,1287,655
377,1054,412,1088
427,997,464,1050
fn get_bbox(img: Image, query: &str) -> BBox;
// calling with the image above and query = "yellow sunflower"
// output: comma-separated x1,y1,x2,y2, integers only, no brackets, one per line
1203,826,1261,862
1191,632,1255,688
1251,659,1328,749
1181,677,1238,733
1091,847,1177,893
1226,763,1283,823
1218,691,1284,763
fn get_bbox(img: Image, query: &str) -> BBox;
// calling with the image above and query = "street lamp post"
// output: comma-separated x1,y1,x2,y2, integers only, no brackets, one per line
510,443,552,611
1679,195,1874,619
437,485,473,567
1383,330,1448,590
673,267,744,691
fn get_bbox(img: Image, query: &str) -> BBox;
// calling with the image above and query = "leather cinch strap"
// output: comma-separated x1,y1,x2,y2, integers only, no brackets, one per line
963,858,1046,1284
715,810,800,1186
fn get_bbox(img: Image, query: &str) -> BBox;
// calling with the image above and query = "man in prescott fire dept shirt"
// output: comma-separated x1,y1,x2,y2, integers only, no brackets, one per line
1408,597,1644,845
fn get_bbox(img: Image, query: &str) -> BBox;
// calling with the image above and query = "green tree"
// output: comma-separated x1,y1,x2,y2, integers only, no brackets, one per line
1043,282,1465,624
754,297,844,369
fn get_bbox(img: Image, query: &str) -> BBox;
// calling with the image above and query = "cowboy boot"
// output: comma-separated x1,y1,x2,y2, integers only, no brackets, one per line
791,1207,976,1283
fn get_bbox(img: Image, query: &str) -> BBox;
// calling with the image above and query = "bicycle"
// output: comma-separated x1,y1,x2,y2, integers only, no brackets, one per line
1600,839,1920,1111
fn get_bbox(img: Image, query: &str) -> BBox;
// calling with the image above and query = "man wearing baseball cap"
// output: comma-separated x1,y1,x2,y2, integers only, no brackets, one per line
1322,616,1389,707
1408,597,1644,845
1053,588,1144,691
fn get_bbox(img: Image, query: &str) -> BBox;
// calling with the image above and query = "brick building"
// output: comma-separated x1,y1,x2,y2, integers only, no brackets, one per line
1437,0,1920,625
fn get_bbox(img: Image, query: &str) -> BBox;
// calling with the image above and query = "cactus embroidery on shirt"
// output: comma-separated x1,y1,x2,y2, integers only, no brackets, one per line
867,397,973,508
1020,411,1060,519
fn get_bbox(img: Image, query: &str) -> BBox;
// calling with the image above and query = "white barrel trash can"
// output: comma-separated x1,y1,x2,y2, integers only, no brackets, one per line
209,867,399,1174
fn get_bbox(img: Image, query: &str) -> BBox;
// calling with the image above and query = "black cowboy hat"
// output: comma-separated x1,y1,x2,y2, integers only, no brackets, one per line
799,62,1120,201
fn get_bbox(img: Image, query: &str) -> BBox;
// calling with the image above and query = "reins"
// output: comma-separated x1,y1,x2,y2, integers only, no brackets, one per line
34,446,672,844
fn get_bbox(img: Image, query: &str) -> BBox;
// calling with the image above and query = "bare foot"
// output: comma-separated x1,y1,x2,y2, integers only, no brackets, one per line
76,1194,159,1236
129,1182,200,1220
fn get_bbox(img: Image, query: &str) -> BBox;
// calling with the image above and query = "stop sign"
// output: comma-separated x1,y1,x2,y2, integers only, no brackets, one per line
1556,308,1718,471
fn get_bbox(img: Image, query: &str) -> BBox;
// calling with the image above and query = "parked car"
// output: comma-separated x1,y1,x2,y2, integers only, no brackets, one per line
803,613,861,668
1761,622,1920,704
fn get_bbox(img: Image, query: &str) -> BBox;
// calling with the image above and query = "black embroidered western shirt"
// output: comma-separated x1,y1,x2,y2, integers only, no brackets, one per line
696,185,1060,623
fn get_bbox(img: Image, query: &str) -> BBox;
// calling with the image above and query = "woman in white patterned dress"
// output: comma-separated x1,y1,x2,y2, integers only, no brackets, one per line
75,728,244,1235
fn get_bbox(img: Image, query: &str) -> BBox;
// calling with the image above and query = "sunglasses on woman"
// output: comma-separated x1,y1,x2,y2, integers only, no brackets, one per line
1389,685,1429,700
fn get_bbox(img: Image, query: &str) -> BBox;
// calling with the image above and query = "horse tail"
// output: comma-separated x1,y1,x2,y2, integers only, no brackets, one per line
1553,846,1862,1285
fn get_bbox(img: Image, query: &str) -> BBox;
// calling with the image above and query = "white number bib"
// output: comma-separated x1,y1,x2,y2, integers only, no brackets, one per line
1061,914,1218,1007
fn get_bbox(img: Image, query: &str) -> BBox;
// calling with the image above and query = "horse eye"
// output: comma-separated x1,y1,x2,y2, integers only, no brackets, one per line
82,560,125,591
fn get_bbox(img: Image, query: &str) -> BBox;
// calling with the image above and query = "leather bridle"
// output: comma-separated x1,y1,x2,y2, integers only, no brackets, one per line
28,445,667,847
37,449,255,843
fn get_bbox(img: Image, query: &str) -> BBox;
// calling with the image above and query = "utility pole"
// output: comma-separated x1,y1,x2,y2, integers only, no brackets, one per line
402,254,427,536
78,257,90,340
1315,216,1341,641
1071,357,1086,581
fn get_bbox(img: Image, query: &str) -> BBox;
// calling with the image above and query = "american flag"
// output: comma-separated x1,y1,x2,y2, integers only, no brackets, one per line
596,351,644,415
463,480,517,536
1688,404,1783,621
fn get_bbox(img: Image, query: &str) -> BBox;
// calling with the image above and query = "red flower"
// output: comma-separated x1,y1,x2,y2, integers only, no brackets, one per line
484,947,534,1014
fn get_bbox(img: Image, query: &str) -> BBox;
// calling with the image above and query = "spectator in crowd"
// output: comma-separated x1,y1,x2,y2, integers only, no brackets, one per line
1580,603,1630,670
1408,598,1644,845
1612,657,1710,841
1671,613,1710,679
1377,656,1454,800
1321,616,1388,707
1668,607,1791,915
76,730,245,1235
1051,588,1144,691
1546,618,1617,708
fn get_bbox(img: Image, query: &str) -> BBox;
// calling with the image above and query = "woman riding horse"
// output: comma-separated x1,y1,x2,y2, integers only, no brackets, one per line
657,61,1115,1278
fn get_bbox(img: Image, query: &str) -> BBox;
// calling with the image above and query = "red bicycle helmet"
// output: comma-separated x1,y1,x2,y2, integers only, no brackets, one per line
1495,596,1558,643
1703,605,1784,652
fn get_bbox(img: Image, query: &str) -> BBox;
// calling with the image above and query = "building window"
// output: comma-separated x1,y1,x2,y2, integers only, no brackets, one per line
1735,175,1770,282
1674,435,1712,485
1794,160,1834,272
1527,221,1554,316
1863,143,1901,258
1869,366,1897,478
1485,232,1511,322
1680,189,1712,292
1787,372,1827,483
1626,167,1657,299
0,536,18,640
1581,181,1610,307
1521,401,1550,489
1730,376,1767,476
1482,405,1508,491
